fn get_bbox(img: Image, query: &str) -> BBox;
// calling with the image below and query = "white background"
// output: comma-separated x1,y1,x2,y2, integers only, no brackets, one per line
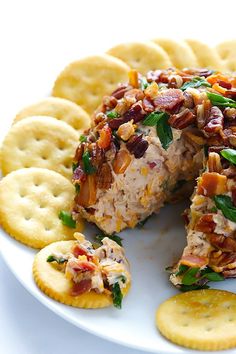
0,1,236,353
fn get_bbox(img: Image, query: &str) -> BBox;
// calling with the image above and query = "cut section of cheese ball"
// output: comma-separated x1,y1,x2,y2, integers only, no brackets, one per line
170,150,236,290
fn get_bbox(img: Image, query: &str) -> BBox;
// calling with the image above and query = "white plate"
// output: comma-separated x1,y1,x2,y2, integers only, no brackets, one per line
0,201,235,354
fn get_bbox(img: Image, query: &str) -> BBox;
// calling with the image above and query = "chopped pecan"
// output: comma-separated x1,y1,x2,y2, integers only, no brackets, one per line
208,234,236,253
153,89,184,114
123,101,144,123
203,106,224,135
231,186,236,206
89,143,105,168
124,88,144,102
105,142,117,162
222,165,236,178
211,251,236,267
168,108,195,129
94,112,107,125
97,163,113,189
111,84,130,99
74,143,85,161
224,107,236,120
146,70,162,83
208,145,228,153
195,214,216,233
196,99,211,129
183,91,194,109
113,149,132,174
184,130,206,146
75,175,97,207
197,172,227,197
117,120,135,141
207,152,222,173
126,134,149,158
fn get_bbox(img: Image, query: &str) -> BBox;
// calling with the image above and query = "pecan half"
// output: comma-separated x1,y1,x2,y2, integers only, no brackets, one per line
96,163,113,189
111,84,130,99
203,106,224,135
126,134,149,158
168,108,195,129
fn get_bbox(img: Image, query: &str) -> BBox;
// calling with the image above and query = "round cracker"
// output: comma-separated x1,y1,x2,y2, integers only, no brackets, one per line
14,97,91,132
185,39,225,71
216,40,236,72
52,54,130,115
33,240,130,308
107,41,172,75
1,116,79,179
152,38,198,69
156,289,236,351
0,168,83,248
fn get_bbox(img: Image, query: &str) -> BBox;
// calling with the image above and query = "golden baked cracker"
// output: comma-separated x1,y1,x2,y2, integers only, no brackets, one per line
52,54,130,115
0,168,83,248
14,97,91,132
33,240,130,308
185,39,225,71
107,41,172,75
216,40,236,71
152,38,198,69
156,289,236,351
1,116,79,179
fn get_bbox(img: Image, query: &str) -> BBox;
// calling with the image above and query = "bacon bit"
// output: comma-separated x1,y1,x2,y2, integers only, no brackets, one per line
143,97,154,112
153,89,184,113
223,268,236,278
218,80,232,89
195,214,216,233
224,88,236,99
70,279,92,296
96,163,113,189
207,73,231,85
72,165,86,184
203,106,224,135
208,234,236,253
111,84,130,99
222,165,236,178
180,254,208,267
76,175,97,207
212,83,227,95
126,134,149,158
168,108,195,129
69,259,96,272
148,162,157,169
207,152,222,173
197,172,227,197
72,244,88,258
231,187,236,207
128,70,139,88
97,125,112,149
113,149,132,174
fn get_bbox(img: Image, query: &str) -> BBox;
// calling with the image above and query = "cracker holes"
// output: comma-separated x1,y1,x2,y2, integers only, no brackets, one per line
24,215,31,221
182,323,189,327
206,327,213,332
44,226,52,232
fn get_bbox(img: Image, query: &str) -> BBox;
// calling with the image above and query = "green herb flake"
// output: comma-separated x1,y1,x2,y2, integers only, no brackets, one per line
156,113,173,150
112,282,123,309
182,267,200,285
143,111,164,126
220,148,236,165
72,162,79,172
140,77,149,90
180,77,211,91
47,255,67,264
210,207,218,213
95,232,123,246
179,284,210,292
203,144,208,157
118,275,126,284
82,151,96,175
207,92,236,108
107,110,119,119
204,272,224,281
175,264,189,276
213,195,236,222
58,210,76,228
79,134,87,142
75,183,80,193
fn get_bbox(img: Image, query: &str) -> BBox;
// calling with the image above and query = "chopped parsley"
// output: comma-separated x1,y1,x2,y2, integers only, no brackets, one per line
95,232,123,247
82,151,96,175
75,183,80,193
213,195,236,222
143,112,173,150
140,77,149,90
180,77,211,91
58,210,76,228
112,282,123,309
72,162,79,172
47,255,67,264
79,134,87,142
107,110,119,119
207,92,236,108
220,148,236,165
